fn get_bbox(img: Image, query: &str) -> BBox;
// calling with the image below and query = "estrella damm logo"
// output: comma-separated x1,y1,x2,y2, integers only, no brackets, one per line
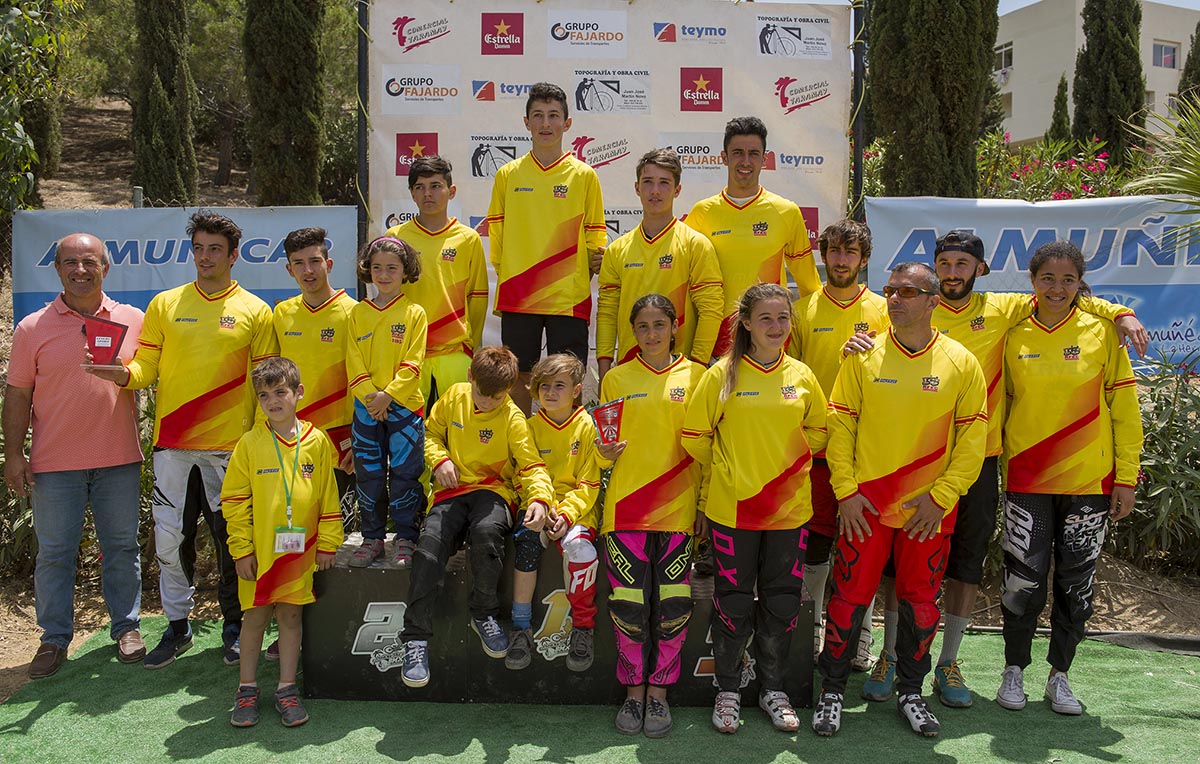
390,323,407,343
853,321,869,333
441,247,457,261
970,315,986,332
320,328,335,343
481,13,524,55
479,428,494,444
679,67,723,112
669,386,686,402
300,462,315,479
752,221,769,237
658,253,674,269
570,439,581,455
780,384,798,400
1063,345,1081,361
219,315,236,329
553,184,569,199
921,375,940,392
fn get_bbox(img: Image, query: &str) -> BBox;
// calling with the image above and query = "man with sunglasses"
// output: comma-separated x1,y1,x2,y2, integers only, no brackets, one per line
813,262,987,738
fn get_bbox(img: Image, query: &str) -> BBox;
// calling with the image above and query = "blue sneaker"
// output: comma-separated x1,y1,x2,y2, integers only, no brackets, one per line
401,640,430,688
860,651,896,701
932,659,974,708
144,624,193,670
470,615,509,658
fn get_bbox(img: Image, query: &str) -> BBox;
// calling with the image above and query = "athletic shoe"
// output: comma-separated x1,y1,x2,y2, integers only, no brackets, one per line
615,697,644,735
1044,673,1083,715
223,637,241,667
391,538,416,568
861,651,896,701
566,626,594,672
897,693,940,737
349,538,384,568
505,628,533,670
850,627,875,672
274,684,310,727
144,624,193,670
811,691,843,736
932,659,973,708
712,690,741,734
230,685,259,727
265,639,280,662
996,665,1026,710
759,689,800,732
470,615,509,658
401,640,429,688
643,697,673,738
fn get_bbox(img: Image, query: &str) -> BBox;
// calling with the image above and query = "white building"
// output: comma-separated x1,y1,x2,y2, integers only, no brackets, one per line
996,0,1200,144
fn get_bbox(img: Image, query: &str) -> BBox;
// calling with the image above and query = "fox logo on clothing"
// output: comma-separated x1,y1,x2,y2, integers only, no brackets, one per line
441,247,457,262
970,315,986,332
1063,345,1081,361
669,386,686,402
780,384,798,400
752,221,769,237
391,323,406,343
659,253,674,269
921,375,940,392
569,564,597,592
219,315,236,329
479,428,494,444
301,462,315,479
320,328,336,343
553,184,569,199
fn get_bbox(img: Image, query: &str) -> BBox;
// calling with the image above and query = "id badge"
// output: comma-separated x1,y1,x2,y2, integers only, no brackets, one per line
274,526,307,554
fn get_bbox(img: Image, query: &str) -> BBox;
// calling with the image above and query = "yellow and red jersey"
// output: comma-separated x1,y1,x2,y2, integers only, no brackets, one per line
485,152,606,320
682,354,828,531
526,407,602,530
345,293,427,415
789,285,890,399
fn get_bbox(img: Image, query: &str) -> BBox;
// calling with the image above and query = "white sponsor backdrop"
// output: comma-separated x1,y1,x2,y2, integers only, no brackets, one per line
369,0,852,248
864,195,1200,359
11,207,358,323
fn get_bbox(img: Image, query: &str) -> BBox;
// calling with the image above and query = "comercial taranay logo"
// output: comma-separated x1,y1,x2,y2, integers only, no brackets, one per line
395,133,438,176
680,67,722,112
481,13,524,55
774,76,831,115
571,135,630,169
391,15,450,53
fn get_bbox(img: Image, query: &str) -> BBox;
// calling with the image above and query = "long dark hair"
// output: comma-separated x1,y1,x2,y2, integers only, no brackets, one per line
721,282,790,400
1029,240,1092,302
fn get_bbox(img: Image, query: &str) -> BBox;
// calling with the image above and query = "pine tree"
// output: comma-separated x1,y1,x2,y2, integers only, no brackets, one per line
1072,0,1144,163
869,0,999,196
1046,74,1071,143
1179,20,1200,104
132,0,199,204
244,0,325,206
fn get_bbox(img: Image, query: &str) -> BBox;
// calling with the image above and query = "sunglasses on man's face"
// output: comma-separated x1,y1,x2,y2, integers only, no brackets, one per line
882,285,936,299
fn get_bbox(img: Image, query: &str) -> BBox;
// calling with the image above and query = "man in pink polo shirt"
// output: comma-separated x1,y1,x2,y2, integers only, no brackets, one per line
4,232,145,679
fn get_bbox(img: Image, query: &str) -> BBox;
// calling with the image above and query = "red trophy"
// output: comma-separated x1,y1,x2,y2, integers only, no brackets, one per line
80,314,129,370
592,398,625,445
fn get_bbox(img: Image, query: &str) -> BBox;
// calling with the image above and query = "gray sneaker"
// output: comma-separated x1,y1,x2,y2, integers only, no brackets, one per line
1044,673,1083,715
565,626,594,672
996,665,1026,710
470,615,509,658
643,697,673,738
615,697,644,734
273,684,309,727
230,685,259,727
505,628,533,670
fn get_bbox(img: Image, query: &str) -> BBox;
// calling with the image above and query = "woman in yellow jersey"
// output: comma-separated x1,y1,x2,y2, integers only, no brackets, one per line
997,241,1142,716
682,283,828,734
598,294,706,738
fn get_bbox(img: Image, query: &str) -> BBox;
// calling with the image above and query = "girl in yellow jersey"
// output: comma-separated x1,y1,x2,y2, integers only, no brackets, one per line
682,283,828,735
598,294,706,738
997,241,1142,716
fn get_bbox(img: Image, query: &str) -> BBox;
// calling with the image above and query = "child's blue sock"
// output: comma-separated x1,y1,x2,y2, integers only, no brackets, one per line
512,602,532,630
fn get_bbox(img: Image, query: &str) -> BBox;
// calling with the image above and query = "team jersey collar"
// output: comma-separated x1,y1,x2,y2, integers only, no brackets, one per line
887,326,938,358
742,352,784,374
414,218,457,237
537,406,585,430
935,291,982,315
266,420,311,448
192,280,238,302
1030,304,1078,333
821,284,868,309
303,289,347,314
638,218,677,245
367,292,405,311
719,187,764,210
531,151,571,172
634,352,685,375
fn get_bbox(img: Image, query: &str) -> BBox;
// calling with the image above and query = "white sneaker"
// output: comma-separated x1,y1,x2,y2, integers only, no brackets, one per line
897,693,940,737
758,689,800,732
712,690,741,733
1044,673,1083,715
996,665,1026,710
850,626,875,672
811,691,843,736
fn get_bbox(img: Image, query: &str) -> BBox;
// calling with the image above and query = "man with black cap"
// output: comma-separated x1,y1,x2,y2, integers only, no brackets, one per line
848,229,1148,710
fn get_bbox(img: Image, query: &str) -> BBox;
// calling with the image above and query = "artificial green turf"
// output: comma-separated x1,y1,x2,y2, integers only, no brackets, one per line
2,617,1198,764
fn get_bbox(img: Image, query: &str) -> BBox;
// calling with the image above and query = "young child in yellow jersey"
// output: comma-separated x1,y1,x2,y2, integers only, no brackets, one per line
398,347,554,689
598,294,706,738
506,354,603,673
222,357,343,728
345,237,428,568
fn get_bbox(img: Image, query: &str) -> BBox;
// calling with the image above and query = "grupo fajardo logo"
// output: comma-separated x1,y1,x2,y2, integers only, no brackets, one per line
395,133,438,176
679,67,723,112
774,76,831,116
481,13,524,55
468,134,530,178
547,10,627,59
571,135,631,169
390,15,451,53
652,20,727,44
381,65,460,116
660,132,725,174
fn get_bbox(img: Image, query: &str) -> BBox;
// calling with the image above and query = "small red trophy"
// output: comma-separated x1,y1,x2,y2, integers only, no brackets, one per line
592,398,625,445
80,314,129,370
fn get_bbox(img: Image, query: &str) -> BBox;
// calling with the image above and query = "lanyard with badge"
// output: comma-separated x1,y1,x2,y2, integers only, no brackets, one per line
271,423,307,554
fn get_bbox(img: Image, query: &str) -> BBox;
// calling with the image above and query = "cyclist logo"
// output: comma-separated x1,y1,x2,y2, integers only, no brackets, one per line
575,78,618,112
469,141,519,178
758,23,799,56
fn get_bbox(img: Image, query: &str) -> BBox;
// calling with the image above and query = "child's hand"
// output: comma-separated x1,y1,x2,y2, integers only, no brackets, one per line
365,391,393,420
338,449,354,474
547,511,569,540
235,554,258,581
433,460,460,489
316,551,336,571
595,437,627,462
524,501,549,531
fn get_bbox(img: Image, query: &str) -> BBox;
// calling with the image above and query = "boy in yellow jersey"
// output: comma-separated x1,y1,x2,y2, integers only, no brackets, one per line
399,347,554,688
507,354,603,673
786,219,887,670
89,211,278,670
596,148,723,384
223,358,342,728
684,116,820,357
485,82,607,414
345,238,428,569
813,263,986,739
386,156,488,404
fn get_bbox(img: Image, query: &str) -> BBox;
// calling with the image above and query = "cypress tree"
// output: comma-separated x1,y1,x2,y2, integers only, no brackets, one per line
244,0,325,206
1178,20,1200,104
132,0,199,204
1072,0,1144,163
869,0,999,196
979,75,1006,137
1046,73,1071,143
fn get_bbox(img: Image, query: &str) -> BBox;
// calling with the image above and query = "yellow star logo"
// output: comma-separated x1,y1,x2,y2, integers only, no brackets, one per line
692,73,710,91
409,139,426,157
494,19,510,35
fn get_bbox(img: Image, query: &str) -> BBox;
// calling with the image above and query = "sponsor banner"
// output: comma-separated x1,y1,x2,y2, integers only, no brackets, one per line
679,67,723,112
772,76,832,116
864,195,1200,359
570,133,632,170
547,10,628,59
604,207,644,240
380,199,467,231
389,13,452,53
467,134,531,179
470,78,534,102
395,132,439,176
11,207,358,323
572,69,650,114
755,14,833,59
381,65,462,115
659,132,726,177
652,20,729,44
480,12,525,55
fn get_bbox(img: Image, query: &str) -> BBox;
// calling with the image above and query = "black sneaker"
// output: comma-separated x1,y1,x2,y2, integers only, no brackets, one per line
898,693,941,737
812,691,843,736
274,684,309,727
565,626,593,672
223,637,241,667
230,685,259,727
144,624,193,670
505,628,533,670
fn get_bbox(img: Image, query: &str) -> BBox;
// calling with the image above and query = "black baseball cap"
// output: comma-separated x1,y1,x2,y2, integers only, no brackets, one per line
935,230,989,275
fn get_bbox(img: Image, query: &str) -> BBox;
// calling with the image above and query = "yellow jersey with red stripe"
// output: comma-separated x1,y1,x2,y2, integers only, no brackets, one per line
345,293,427,415
526,407,602,530
681,354,828,531
424,382,554,511
1003,307,1141,494
125,281,278,451
789,285,890,397
221,421,344,609
273,290,356,455
827,329,987,531
485,152,606,320
387,218,488,357
596,219,724,365
599,354,706,534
